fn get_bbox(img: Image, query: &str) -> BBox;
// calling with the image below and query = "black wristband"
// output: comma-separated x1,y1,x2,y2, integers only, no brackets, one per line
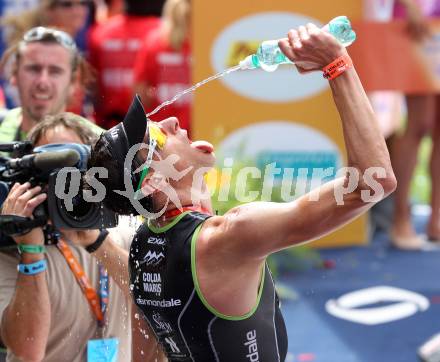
85,229,109,254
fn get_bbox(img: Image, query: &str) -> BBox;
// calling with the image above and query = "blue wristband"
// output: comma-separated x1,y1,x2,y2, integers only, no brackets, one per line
17,259,47,275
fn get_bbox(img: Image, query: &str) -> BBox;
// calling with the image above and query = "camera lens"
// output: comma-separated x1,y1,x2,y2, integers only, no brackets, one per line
71,194,92,218
47,168,117,230
48,170,101,229
57,192,101,228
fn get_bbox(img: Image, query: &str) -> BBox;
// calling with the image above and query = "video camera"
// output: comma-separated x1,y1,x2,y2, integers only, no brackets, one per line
0,141,118,246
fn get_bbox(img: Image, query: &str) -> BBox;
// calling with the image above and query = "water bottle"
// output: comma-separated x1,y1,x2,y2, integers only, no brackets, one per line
239,16,356,72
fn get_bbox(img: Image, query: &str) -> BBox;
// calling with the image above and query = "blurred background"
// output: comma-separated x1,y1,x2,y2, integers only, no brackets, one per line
1,0,440,361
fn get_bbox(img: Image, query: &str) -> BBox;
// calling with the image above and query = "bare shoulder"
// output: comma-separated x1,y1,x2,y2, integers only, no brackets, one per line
195,207,241,257
197,202,289,259
193,206,268,315
198,203,261,242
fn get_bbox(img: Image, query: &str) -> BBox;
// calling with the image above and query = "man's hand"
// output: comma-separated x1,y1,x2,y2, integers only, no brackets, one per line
0,182,46,245
1,183,51,359
278,23,347,73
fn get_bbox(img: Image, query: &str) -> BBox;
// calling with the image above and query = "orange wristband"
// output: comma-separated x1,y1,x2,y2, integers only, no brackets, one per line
322,55,353,80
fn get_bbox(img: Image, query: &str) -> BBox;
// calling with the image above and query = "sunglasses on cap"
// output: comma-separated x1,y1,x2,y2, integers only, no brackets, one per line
23,27,77,52
136,123,167,192
52,0,92,8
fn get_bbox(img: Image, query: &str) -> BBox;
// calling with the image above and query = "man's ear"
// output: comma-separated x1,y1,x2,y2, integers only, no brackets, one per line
140,172,157,197
68,71,79,99
68,82,75,99
140,171,168,197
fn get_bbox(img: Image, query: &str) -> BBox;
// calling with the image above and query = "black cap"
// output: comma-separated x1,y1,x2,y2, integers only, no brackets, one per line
88,95,154,215
102,94,148,169
100,95,150,212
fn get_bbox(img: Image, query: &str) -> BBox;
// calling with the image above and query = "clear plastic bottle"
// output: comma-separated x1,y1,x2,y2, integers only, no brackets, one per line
239,16,357,72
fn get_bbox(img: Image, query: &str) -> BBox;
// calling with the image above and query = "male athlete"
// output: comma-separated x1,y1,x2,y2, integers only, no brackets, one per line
89,22,396,361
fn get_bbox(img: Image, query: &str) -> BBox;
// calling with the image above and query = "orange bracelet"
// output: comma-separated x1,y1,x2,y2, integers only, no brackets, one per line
322,55,353,80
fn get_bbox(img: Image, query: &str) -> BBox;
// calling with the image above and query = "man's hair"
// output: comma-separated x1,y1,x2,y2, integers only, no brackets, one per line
88,133,153,215
27,112,99,145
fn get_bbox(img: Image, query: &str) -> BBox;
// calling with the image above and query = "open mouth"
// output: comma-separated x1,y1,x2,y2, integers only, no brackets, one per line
190,140,214,154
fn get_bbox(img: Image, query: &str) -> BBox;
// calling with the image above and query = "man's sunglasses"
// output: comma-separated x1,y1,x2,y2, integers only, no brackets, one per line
136,123,167,192
53,0,92,8
23,27,77,52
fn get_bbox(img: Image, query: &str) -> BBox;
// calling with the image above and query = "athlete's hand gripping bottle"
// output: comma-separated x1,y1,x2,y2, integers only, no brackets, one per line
239,16,356,72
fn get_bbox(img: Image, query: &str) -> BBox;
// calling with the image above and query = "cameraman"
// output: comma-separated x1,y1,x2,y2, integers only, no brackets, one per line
0,113,134,362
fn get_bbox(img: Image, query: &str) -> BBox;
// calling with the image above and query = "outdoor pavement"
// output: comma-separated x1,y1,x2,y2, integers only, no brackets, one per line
280,206,439,362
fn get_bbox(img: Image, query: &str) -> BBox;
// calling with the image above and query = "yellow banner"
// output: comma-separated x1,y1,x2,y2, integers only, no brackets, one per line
193,0,366,248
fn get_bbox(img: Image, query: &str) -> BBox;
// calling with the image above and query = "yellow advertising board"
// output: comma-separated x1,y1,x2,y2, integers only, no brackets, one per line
193,1,366,248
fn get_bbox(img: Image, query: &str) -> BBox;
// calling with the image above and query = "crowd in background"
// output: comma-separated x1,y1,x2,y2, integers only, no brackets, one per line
0,0,192,134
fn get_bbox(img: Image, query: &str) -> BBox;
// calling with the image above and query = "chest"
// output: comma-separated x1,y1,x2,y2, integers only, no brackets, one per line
130,231,192,306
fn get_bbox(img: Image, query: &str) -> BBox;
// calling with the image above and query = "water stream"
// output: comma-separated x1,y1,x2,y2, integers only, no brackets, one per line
146,65,242,118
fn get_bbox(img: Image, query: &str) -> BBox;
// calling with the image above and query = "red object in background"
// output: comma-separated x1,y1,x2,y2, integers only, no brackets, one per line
0,86,5,109
133,29,192,135
298,353,316,362
322,259,336,269
88,14,161,129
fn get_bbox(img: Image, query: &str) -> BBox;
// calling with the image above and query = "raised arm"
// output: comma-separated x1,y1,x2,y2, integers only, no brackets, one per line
203,23,397,261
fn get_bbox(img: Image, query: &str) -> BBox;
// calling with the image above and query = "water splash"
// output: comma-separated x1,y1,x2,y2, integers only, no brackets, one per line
146,65,242,118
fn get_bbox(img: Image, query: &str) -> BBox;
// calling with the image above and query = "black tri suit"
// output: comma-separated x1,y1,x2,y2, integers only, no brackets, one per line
129,211,288,361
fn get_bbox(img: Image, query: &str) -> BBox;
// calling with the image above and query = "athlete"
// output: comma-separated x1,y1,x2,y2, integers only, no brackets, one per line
89,22,397,361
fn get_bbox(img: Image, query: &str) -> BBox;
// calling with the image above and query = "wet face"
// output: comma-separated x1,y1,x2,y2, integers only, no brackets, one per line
155,117,216,172
35,125,83,146
13,42,74,123
137,117,215,207
47,0,90,36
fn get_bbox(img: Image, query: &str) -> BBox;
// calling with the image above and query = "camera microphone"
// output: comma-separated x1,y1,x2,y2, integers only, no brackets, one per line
0,141,33,153
8,150,80,172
